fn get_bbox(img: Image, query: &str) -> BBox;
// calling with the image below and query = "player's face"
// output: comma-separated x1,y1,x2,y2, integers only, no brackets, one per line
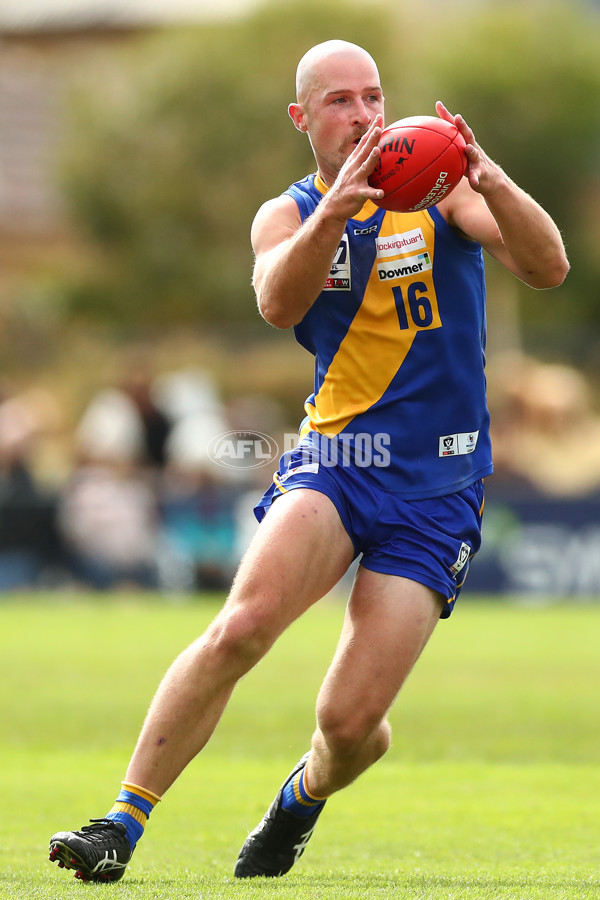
300,54,384,183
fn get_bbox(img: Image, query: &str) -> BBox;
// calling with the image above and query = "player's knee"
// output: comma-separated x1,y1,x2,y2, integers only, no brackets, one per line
318,705,391,759
208,602,278,672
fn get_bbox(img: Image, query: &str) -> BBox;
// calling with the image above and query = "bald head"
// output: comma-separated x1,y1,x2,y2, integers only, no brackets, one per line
288,40,384,184
295,40,380,107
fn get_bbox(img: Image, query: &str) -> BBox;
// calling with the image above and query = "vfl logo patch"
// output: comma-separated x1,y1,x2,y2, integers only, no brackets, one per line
377,252,432,281
439,431,479,457
324,234,351,290
450,542,471,578
376,228,426,258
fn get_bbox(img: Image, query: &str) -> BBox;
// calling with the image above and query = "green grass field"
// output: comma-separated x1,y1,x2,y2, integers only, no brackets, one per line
2,593,600,899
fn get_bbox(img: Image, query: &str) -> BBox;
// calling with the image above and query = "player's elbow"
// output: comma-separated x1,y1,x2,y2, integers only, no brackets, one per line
258,301,295,330
527,250,570,290
257,293,301,330
550,251,570,287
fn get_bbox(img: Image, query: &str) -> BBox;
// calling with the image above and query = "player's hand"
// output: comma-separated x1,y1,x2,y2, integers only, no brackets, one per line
435,101,505,197
326,115,384,220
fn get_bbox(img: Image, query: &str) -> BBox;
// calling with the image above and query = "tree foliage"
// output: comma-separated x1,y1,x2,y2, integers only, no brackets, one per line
60,0,389,327
59,0,600,364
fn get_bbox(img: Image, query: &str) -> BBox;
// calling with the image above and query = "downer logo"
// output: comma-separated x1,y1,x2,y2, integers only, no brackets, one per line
377,252,432,281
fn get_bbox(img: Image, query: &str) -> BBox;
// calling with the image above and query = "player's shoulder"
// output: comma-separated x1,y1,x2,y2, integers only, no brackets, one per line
253,192,301,226
251,192,302,255
254,174,320,228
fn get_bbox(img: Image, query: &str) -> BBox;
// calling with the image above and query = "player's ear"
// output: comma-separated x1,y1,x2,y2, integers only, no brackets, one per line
288,103,308,133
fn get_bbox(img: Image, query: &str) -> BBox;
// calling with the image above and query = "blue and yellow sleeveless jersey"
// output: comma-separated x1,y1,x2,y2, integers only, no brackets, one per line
285,173,494,499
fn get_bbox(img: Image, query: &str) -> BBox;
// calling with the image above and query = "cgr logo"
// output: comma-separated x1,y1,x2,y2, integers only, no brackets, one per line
208,431,279,469
354,224,379,236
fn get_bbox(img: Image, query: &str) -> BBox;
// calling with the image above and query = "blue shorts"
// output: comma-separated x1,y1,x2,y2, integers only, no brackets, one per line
254,447,484,619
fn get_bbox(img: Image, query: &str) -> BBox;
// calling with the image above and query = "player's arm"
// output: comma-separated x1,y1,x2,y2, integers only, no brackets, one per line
436,102,570,289
251,193,346,330
252,117,384,330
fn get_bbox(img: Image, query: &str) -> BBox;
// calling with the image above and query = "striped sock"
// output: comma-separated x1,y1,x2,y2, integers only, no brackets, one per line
105,782,161,850
281,766,327,818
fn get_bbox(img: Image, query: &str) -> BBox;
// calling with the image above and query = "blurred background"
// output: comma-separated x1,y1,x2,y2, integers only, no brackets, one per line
0,0,599,599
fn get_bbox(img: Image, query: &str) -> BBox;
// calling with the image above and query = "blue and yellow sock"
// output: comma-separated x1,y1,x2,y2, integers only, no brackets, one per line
281,766,327,818
105,782,161,850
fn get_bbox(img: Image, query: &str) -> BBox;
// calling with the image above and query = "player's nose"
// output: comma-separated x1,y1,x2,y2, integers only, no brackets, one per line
352,100,372,127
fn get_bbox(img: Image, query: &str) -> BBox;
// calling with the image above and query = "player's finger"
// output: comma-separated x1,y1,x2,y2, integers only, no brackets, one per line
358,115,383,146
363,145,381,174
435,100,453,122
454,113,476,147
366,187,385,203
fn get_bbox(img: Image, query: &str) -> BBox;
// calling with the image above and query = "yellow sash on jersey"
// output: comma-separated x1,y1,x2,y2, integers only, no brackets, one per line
308,202,442,435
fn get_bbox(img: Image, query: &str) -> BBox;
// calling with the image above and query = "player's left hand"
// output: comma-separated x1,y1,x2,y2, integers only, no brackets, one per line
435,100,505,197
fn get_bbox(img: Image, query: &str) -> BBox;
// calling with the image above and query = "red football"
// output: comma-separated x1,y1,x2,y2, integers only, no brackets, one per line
369,116,467,213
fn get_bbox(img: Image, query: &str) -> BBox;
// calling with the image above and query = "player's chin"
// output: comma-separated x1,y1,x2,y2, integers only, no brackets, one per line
341,142,360,162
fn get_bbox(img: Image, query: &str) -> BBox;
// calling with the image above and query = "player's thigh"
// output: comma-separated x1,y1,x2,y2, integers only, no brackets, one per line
316,567,443,731
226,487,355,634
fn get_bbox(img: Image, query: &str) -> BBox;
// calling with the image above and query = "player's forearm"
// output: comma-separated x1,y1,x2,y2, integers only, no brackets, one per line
485,176,569,289
255,198,348,329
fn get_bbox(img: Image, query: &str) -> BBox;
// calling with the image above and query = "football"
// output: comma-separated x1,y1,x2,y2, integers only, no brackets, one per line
369,116,467,213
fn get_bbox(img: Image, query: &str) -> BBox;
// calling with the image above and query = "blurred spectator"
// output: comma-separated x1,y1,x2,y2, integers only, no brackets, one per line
0,387,61,588
58,464,159,590
56,367,250,594
158,462,239,593
152,368,227,442
73,387,146,470
487,354,600,496
118,354,172,469
156,371,240,592
57,387,160,590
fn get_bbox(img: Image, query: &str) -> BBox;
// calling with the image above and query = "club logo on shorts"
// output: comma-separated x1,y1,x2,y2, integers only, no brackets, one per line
450,542,471,577
439,431,479,457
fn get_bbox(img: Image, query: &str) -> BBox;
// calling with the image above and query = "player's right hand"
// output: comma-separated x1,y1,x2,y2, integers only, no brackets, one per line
326,116,385,221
